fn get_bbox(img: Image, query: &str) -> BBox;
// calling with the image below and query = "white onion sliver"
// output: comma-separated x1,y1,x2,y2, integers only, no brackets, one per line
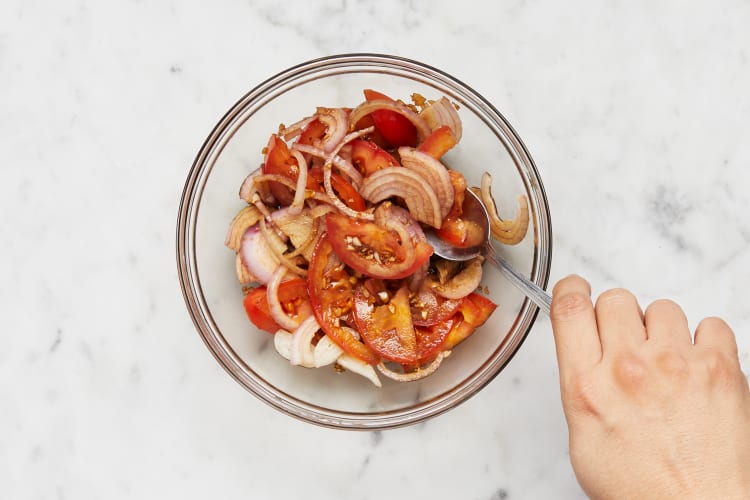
336,354,382,387
313,335,344,367
273,329,293,360
289,315,320,367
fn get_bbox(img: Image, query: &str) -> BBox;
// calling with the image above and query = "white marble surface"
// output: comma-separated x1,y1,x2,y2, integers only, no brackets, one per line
3,0,749,498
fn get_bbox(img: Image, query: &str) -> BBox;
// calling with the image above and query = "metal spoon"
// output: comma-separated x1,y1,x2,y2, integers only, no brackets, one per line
425,190,551,316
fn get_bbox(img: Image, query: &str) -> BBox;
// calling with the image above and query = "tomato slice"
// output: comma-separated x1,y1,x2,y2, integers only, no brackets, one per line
242,280,314,333
326,212,433,280
243,286,279,333
363,89,418,148
262,134,298,205
415,317,454,362
354,284,417,364
307,237,380,364
435,212,486,249
410,288,462,326
443,293,498,349
297,118,328,147
307,168,366,211
350,139,399,177
417,125,457,159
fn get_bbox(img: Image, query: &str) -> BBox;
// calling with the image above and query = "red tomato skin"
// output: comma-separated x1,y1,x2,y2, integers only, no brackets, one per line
307,237,380,365
435,213,485,249
262,134,298,205
325,212,433,280
243,286,280,333
242,280,314,333
363,89,418,148
353,285,417,364
307,168,366,211
297,118,328,147
350,139,399,177
443,293,498,349
417,125,457,159
410,289,462,327
414,317,454,362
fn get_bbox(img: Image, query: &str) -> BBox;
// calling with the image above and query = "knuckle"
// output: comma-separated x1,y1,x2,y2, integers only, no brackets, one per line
653,349,689,380
596,288,638,310
611,352,648,394
702,349,735,383
551,291,592,322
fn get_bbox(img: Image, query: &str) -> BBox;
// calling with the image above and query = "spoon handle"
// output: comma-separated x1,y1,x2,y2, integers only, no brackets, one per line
484,245,551,316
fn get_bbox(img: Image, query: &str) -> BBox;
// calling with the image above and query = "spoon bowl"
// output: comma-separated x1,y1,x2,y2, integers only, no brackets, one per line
425,190,552,315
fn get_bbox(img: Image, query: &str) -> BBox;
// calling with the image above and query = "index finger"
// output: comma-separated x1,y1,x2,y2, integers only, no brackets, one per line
551,275,603,382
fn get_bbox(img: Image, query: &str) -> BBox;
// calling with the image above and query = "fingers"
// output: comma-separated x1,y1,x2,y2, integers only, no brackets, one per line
644,299,692,346
694,316,739,357
551,275,602,380
595,288,646,353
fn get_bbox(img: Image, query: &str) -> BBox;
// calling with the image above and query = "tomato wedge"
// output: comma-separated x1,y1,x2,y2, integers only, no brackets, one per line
415,317,455,363
410,288,462,326
306,168,366,211
326,212,433,280
354,284,417,364
443,293,498,350
297,118,328,147
307,237,380,364
364,89,418,148
350,139,399,177
418,125,458,159
243,286,279,333
262,134,298,205
242,280,313,333
435,212,486,249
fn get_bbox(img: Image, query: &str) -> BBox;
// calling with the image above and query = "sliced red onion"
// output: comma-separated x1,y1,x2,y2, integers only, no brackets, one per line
323,163,375,221
258,219,307,278
431,257,484,300
288,150,308,215
293,143,363,188
360,167,443,228
316,107,349,153
419,96,463,141
239,167,261,202
267,266,300,331
280,115,315,141
398,147,454,219
239,225,281,284
225,205,263,251
349,99,431,142
377,351,449,382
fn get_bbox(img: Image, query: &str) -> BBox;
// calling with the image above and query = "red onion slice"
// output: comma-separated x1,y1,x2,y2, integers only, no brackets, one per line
239,225,281,284
360,167,443,228
398,147,454,219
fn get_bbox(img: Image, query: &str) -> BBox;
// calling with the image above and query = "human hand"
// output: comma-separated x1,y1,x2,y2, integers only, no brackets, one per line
550,275,750,499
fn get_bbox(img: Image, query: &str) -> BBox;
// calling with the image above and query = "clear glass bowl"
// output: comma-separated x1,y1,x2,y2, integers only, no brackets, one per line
176,53,552,430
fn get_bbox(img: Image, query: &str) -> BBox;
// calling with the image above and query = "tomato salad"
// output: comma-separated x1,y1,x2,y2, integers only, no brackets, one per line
225,89,523,386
